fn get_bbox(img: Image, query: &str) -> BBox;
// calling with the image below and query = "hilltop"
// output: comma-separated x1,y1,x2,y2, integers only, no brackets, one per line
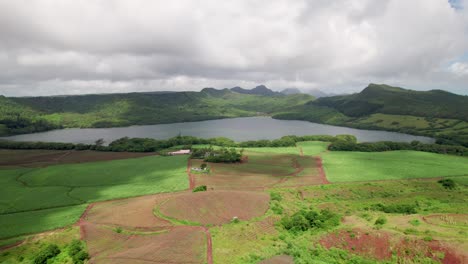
274,84,468,146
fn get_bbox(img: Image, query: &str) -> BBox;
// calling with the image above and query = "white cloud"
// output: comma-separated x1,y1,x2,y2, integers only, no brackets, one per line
449,62,468,76
0,0,467,96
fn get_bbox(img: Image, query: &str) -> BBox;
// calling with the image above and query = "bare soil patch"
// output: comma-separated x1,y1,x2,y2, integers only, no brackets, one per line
85,192,186,229
158,190,270,225
0,149,155,167
83,223,206,264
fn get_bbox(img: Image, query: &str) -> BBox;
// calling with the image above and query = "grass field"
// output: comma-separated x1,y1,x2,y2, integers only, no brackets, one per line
0,205,87,239
296,141,330,156
0,155,188,238
322,150,468,182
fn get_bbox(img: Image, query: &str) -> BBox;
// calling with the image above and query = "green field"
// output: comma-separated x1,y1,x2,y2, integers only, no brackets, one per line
322,150,468,182
0,155,188,238
296,141,330,156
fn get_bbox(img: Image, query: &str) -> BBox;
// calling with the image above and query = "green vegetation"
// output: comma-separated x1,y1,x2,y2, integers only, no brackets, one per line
193,185,207,192
371,203,418,214
212,178,467,263
0,227,88,264
280,208,340,233
273,84,468,147
296,141,329,155
438,179,456,189
33,244,61,264
0,205,87,239
374,216,387,226
329,140,468,156
0,88,313,136
321,150,468,182
191,147,243,163
0,155,188,238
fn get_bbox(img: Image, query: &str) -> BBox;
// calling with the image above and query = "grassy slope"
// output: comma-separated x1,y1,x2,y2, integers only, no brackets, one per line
322,150,468,182
0,155,188,238
212,179,468,263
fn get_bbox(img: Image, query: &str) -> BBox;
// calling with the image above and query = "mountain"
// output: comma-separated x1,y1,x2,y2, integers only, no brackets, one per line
307,89,332,98
280,88,302,95
231,85,281,96
273,84,468,146
315,83,468,121
0,89,313,136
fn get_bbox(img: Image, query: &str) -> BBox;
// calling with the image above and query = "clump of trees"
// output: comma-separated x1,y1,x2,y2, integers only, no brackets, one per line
328,140,468,156
191,147,243,163
280,208,340,233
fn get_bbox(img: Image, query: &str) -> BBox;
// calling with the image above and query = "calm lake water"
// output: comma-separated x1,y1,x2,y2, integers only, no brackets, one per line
1,117,434,145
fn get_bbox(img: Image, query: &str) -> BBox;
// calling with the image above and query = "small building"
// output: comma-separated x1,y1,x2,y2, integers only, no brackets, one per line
169,149,191,155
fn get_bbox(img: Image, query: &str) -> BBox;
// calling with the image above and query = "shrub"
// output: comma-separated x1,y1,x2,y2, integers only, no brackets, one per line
281,208,340,233
67,240,89,264
270,192,282,202
438,179,456,189
33,244,61,264
371,203,417,214
374,216,387,225
193,185,207,192
114,227,123,233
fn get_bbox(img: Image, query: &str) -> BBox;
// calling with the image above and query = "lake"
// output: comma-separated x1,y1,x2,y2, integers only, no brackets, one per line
0,117,434,145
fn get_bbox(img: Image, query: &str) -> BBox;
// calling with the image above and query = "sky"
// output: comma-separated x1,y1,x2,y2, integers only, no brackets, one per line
0,0,467,97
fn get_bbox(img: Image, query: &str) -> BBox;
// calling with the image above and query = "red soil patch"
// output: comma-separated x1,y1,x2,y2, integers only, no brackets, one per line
158,190,270,225
259,255,294,264
315,156,330,184
85,192,185,229
0,149,155,167
83,223,206,264
320,228,467,263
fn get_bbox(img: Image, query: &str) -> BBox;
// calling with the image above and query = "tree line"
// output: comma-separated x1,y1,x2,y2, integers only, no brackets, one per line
328,140,468,156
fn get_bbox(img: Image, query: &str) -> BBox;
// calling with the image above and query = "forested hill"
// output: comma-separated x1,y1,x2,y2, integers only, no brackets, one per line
0,88,313,136
315,84,468,121
273,84,468,147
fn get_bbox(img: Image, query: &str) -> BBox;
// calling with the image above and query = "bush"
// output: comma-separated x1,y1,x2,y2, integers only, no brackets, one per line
193,185,207,192
374,216,387,225
270,192,282,202
438,179,456,189
67,240,89,264
371,203,417,214
281,208,340,233
33,244,61,264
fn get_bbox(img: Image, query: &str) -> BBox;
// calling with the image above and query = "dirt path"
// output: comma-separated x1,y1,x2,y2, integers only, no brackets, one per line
314,157,330,184
203,227,213,264
187,159,196,190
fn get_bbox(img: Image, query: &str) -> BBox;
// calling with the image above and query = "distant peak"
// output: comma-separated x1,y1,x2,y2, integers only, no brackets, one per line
230,85,279,96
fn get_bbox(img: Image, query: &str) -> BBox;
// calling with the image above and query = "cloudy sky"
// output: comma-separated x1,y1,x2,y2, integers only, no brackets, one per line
0,0,467,96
